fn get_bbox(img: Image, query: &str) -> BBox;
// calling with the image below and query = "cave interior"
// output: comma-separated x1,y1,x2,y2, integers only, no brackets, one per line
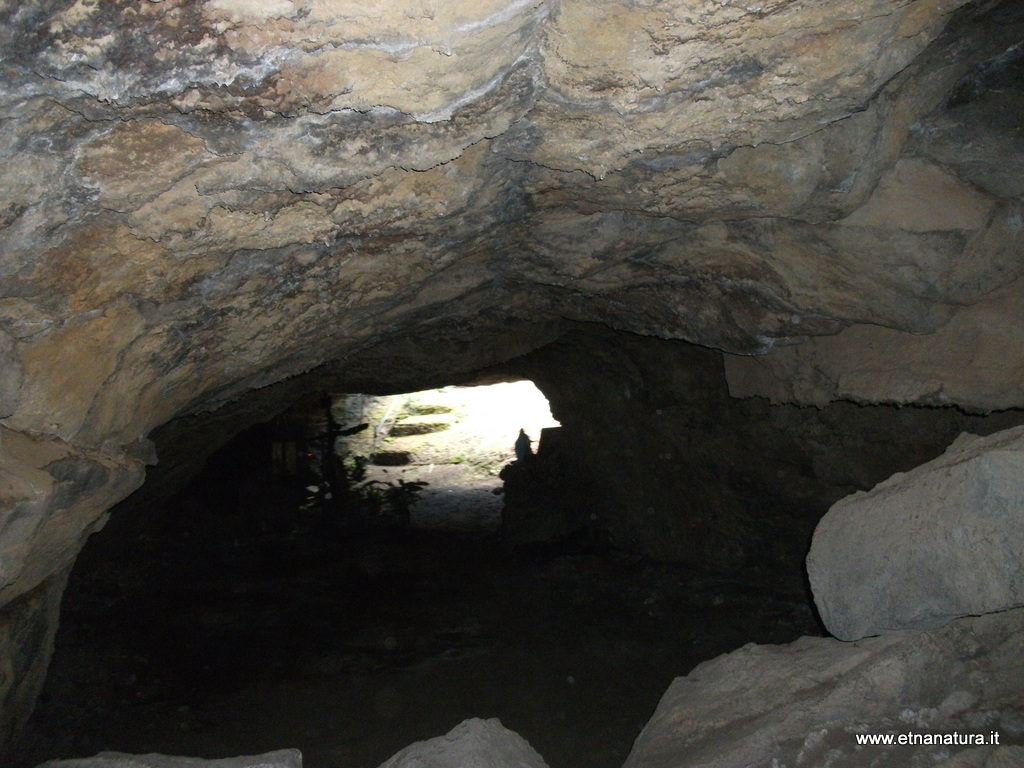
10,325,1024,768
2,0,1024,766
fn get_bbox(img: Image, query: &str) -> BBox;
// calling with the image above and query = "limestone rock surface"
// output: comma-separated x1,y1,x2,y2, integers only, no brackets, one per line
624,608,1024,768
376,717,549,768
35,751,302,768
807,425,1024,642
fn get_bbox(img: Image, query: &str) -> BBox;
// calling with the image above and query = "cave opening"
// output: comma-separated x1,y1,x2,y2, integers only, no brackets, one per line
11,331,1024,768
328,381,562,535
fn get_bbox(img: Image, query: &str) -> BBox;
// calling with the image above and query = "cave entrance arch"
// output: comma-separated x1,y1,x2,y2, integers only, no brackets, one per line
19,373,725,768
18,326,1024,768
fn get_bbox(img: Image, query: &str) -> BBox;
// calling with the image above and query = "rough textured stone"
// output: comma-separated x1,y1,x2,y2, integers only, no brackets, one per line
624,608,1024,768
376,718,549,768
0,428,146,752
723,277,1024,412
910,61,1024,200
35,750,302,768
0,429,146,606
807,425,1024,642
937,746,1024,768
0,568,68,757
2,1,1021,463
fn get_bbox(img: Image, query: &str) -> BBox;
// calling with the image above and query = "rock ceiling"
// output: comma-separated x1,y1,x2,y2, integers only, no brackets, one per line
1,0,1022,454
0,0,1020,572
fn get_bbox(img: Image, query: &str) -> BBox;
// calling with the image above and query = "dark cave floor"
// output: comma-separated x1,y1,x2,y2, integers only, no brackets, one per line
11,492,821,768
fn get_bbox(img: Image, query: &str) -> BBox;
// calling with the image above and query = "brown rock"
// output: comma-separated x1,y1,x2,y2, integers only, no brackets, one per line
807,425,1024,641
625,608,1024,768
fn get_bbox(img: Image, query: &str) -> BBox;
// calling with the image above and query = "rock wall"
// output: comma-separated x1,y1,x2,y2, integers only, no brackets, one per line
0,568,69,757
0,429,145,751
808,426,1024,641
724,275,1024,412
723,46,1024,411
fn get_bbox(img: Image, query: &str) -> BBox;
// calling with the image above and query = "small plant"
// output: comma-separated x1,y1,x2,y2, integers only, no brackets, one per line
360,477,429,526
347,454,370,483
387,478,429,517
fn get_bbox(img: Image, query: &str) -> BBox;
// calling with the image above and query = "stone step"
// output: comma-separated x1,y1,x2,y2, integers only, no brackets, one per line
390,415,453,436
370,450,413,466
406,402,454,415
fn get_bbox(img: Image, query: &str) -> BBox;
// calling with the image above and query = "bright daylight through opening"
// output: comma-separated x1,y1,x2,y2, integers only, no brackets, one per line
336,381,561,532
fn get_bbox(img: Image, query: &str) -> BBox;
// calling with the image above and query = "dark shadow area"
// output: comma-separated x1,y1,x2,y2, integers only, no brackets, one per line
10,421,819,768
12,331,1024,768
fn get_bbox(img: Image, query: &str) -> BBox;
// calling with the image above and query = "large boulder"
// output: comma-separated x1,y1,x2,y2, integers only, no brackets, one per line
807,425,1024,641
938,747,1024,767
724,277,1024,413
36,750,302,768
624,608,1024,768
376,718,549,768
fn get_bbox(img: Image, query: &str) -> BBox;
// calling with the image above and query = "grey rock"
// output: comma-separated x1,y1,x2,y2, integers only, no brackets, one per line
913,92,1024,200
937,746,1024,768
624,608,1024,768
376,718,549,768
2,0,1024,758
36,750,301,768
807,425,1024,641
0,328,22,418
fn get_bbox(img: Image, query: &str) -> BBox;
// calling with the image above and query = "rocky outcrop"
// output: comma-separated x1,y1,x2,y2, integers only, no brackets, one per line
721,47,1024,412
723,278,1024,412
807,425,1024,642
0,430,148,605
0,428,147,750
0,568,68,757
377,718,549,768
36,750,302,768
623,607,1024,768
